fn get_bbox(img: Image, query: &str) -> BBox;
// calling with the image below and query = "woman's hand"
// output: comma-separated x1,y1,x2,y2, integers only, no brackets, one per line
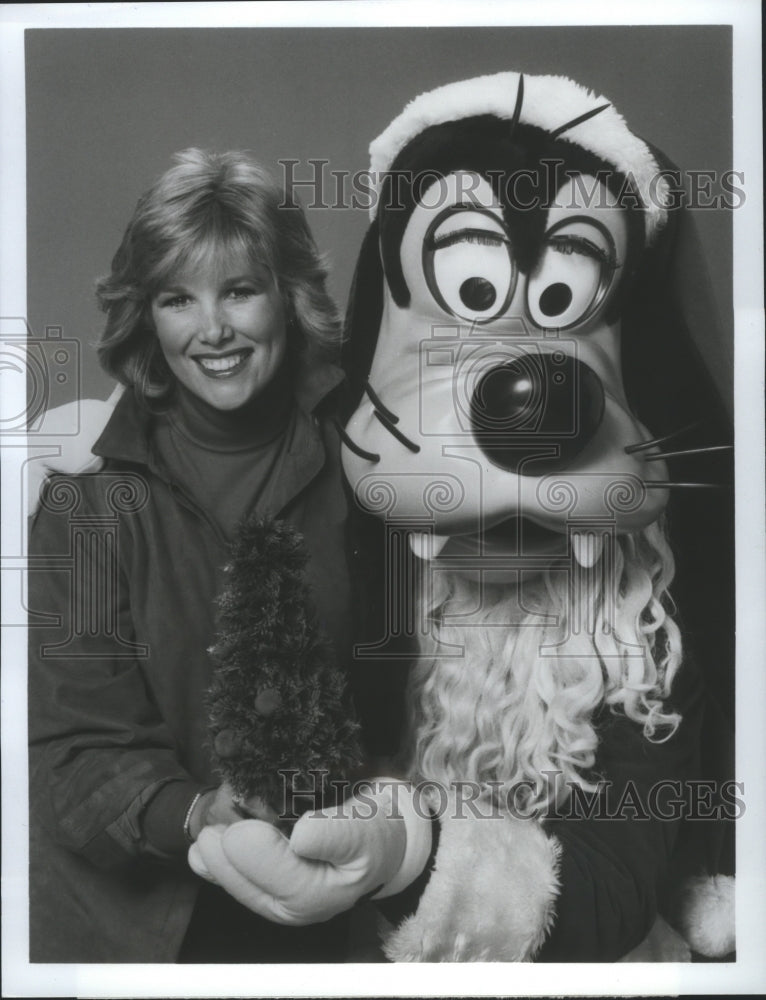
187,783,279,841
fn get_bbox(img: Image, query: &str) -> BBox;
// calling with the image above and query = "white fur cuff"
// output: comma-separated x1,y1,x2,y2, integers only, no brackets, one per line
372,779,434,900
383,798,561,962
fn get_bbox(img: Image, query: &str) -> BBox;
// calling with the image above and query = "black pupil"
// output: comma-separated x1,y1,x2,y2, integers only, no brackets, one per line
539,282,573,317
460,277,496,311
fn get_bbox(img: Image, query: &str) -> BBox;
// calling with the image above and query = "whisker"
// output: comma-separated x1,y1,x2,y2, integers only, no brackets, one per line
550,103,611,140
373,409,421,453
624,422,700,455
333,419,380,463
365,382,399,424
643,445,733,461
508,74,524,139
644,481,729,489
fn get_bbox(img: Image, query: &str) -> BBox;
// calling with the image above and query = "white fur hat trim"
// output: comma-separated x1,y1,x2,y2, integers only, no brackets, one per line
369,71,669,243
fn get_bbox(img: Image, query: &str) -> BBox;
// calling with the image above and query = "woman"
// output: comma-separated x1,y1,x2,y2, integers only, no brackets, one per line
27,149,359,963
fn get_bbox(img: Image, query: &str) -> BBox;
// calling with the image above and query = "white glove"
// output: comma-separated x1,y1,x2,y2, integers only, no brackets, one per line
188,780,433,926
27,385,123,516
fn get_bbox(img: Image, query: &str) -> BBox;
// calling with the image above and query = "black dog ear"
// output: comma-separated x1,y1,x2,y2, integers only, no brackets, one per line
667,207,733,424
621,149,732,442
340,218,384,421
620,154,734,731
339,217,414,757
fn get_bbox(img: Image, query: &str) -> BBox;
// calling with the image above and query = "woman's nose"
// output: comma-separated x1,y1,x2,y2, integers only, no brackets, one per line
469,353,605,475
198,301,233,345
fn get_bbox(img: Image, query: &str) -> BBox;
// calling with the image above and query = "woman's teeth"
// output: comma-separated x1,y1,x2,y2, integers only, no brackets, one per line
197,352,248,373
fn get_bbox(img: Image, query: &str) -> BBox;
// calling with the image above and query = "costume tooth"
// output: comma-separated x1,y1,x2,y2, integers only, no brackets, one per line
571,531,604,569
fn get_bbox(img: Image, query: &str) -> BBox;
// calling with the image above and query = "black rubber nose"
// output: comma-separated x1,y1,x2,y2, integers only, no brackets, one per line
469,353,605,475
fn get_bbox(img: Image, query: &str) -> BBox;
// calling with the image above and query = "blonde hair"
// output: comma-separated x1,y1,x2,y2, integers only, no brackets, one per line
403,520,682,815
96,148,339,401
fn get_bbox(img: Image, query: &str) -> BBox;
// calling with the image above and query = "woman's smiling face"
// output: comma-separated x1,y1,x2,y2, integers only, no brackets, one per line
150,250,288,411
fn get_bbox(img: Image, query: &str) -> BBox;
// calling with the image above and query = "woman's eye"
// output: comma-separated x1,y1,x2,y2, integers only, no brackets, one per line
227,286,257,300
526,235,616,329
160,294,192,309
424,222,515,323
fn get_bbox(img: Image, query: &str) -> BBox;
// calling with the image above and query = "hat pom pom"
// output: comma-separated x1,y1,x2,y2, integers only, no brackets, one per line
673,874,735,957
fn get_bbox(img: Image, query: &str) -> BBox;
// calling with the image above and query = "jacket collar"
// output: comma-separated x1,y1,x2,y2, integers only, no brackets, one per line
293,353,345,414
93,357,344,465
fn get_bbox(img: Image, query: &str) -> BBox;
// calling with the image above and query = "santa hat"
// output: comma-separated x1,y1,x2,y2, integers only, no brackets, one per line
368,71,670,245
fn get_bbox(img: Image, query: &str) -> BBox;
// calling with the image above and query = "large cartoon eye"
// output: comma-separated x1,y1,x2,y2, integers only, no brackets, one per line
526,220,618,330
423,210,515,324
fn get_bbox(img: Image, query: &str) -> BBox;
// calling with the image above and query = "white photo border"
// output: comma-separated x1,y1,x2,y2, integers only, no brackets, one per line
2,2,763,996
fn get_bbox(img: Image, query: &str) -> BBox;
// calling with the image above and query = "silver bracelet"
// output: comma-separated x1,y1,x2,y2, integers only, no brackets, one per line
183,791,206,845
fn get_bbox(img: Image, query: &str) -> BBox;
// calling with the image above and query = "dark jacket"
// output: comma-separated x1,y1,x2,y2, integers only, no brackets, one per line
27,362,351,962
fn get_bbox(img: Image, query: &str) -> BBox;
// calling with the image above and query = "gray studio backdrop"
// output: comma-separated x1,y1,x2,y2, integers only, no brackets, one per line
25,26,732,407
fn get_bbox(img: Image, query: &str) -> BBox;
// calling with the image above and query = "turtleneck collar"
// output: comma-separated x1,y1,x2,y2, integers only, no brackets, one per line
166,363,294,453
92,354,345,466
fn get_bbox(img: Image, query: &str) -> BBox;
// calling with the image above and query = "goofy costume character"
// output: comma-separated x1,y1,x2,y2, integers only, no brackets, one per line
194,72,734,962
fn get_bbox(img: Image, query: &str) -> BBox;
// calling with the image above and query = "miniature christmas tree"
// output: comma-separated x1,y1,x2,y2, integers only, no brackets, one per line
207,515,363,823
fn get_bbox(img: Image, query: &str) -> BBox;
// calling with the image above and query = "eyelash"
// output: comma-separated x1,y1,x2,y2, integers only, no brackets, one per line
548,235,618,269
430,229,508,251
430,230,618,275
